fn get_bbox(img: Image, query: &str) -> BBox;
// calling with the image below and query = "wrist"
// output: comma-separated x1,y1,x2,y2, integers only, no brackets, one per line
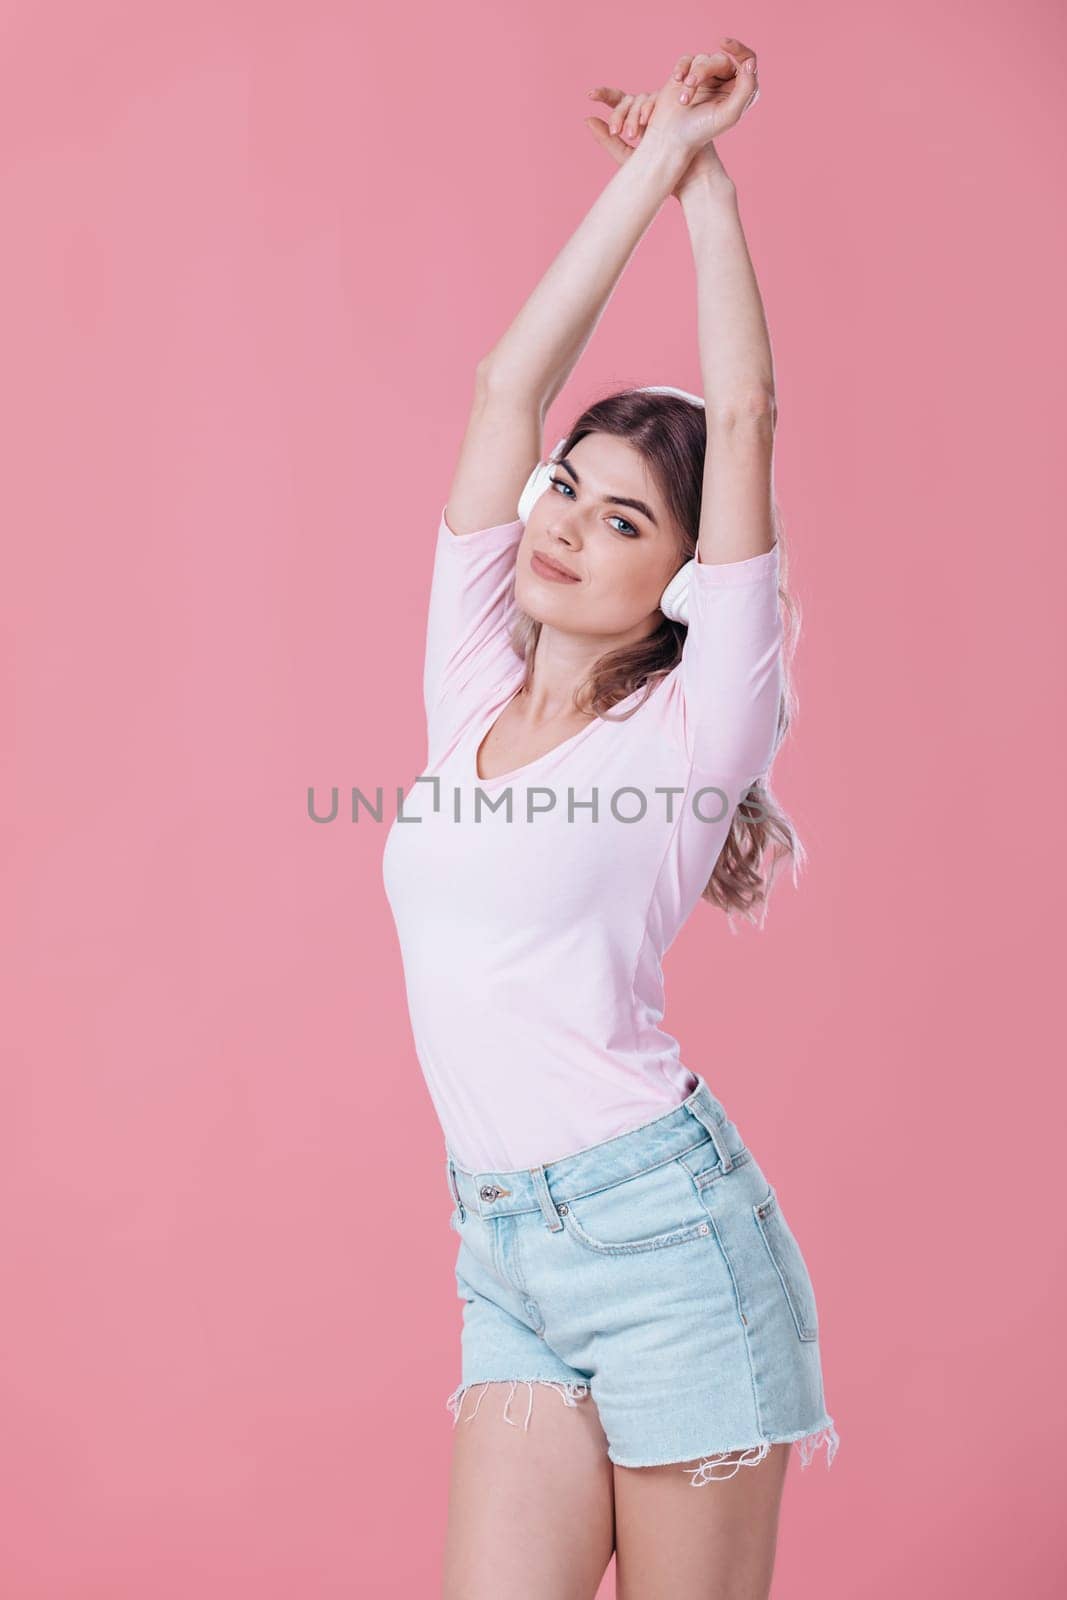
627,123,692,195
676,164,737,211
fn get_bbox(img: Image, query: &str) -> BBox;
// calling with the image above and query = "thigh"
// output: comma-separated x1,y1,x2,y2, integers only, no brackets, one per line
443,1380,616,1600
613,1443,791,1600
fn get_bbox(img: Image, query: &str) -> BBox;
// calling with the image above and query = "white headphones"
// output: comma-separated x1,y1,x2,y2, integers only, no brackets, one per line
517,385,704,625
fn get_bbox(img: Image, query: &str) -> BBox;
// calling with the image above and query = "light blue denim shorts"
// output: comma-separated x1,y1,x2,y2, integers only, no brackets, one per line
444,1075,840,1485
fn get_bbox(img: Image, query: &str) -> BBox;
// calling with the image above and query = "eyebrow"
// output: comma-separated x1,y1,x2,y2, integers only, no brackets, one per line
555,457,659,528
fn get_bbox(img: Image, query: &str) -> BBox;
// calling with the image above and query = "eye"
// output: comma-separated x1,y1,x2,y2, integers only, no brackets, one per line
549,477,639,537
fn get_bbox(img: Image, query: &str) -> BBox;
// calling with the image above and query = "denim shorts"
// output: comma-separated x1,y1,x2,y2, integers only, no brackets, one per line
443,1074,840,1485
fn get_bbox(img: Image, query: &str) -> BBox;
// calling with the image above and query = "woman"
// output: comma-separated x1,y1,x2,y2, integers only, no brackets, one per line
381,39,839,1599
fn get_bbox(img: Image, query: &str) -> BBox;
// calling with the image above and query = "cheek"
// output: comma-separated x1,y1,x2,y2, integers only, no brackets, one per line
591,549,668,626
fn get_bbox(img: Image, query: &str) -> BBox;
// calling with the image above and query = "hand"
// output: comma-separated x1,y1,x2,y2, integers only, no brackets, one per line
585,42,759,198
651,42,760,150
585,83,722,201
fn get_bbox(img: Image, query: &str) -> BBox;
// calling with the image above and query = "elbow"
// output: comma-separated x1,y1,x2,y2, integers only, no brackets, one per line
473,354,498,402
474,351,498,388
706,391,778,432
474,354,551,415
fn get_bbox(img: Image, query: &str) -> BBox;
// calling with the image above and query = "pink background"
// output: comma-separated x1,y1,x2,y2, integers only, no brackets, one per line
3,1,1064,1594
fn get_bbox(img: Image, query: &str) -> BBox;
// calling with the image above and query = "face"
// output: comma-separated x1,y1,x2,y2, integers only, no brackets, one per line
515,433,686,640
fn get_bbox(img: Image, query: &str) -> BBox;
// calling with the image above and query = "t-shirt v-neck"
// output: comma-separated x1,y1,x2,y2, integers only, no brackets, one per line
472,668,652,791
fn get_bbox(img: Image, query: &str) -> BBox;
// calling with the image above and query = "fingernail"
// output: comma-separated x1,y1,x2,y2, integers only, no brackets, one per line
745,58,756,73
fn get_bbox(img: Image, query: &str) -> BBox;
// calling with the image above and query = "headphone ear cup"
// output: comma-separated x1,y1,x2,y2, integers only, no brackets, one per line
660,558,696,624
517,461,554,524
518,435,570,523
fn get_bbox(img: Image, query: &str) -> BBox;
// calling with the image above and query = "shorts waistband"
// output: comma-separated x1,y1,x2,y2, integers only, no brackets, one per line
444,1074,742,1233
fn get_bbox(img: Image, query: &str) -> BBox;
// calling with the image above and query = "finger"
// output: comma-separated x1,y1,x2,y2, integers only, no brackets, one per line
624,93,649,139
583,117,631,169
683,51,717,86
638,93,655,127
683,49,735,88
587,124,631,168
730,50,758,101
609,93,634,137
672,53,694,82
720,38,758,87
587,85,625,108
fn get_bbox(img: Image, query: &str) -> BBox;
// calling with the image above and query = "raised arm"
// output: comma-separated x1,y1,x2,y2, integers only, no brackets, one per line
445,83,690,538
675,44,782,778
586,43,774,565
687,175,778,570
679,66,778,567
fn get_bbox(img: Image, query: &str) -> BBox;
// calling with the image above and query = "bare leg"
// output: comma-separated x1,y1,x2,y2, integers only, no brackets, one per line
443,1381,616,1600
614,1444,791,1600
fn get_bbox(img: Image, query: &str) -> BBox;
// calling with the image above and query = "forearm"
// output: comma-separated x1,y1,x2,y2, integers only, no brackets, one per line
681,171,776,418
480,129,688,410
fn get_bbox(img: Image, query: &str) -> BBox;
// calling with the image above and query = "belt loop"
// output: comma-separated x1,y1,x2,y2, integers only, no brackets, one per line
685,1087,734,1172
446,1154,466,1222
528,1165,565,1232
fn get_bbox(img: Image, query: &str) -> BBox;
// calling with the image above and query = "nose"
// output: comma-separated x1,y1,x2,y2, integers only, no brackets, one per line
545,508,582,545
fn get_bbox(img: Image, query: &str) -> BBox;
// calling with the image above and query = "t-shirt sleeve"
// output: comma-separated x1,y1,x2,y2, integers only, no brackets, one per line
678,542,784,782
422,504,526,746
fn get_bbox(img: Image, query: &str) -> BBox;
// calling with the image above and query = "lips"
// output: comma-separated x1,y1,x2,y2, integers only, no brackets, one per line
531,550,581,582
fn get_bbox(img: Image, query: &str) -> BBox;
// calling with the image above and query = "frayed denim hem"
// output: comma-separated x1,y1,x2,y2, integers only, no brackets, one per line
445,1382,839,1485
611,1418,841,1485
446,1378,592,1431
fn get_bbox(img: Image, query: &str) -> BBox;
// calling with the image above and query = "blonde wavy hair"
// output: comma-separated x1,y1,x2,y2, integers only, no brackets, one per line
506,386,806,930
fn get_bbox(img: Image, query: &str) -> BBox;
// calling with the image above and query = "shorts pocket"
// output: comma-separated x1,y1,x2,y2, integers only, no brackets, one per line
557,1159,713,1256
753,1187,819,1342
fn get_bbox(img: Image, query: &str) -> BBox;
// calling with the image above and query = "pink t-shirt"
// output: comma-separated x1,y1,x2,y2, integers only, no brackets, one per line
381,506,784,1172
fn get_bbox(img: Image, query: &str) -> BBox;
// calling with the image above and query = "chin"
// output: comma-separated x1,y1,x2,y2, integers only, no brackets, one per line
514,576,583,624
